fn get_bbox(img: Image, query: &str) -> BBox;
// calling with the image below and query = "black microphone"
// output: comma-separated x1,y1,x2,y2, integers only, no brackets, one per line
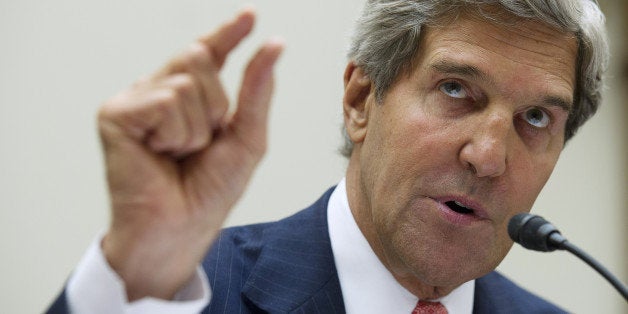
507,213,567,252
508,213,628,302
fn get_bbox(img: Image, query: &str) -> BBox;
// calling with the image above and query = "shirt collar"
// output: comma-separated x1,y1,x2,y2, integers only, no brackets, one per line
327,178,475,314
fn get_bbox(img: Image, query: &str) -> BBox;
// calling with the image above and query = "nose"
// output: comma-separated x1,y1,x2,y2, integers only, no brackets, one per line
459,110,512,178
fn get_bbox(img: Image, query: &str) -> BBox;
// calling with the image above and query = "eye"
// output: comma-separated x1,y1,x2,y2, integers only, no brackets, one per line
439,81,468,99
523,107,550,128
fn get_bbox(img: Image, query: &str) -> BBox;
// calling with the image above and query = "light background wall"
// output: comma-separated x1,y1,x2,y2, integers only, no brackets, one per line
0,1,624,313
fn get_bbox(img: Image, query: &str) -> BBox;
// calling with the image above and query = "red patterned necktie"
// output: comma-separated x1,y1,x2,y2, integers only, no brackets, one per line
412,300,448,314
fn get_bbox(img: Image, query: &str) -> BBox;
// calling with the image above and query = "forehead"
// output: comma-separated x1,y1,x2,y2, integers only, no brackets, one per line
416,8,579,102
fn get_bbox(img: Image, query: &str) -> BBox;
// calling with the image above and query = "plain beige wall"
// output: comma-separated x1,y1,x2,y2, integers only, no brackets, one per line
0,1,624,313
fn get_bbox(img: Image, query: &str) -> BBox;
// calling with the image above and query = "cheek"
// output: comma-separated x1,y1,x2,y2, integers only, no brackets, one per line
381,103,461,167
367,116,458,211
373,81,465,162
364,100,469,219
510,152,559,206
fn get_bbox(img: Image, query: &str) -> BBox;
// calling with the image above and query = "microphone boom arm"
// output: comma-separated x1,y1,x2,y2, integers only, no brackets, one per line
509,213,628,302
555,239,628,301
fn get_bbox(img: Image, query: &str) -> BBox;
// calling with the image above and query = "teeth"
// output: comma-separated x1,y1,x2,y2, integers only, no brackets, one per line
445,200,474,215
454,201,469,209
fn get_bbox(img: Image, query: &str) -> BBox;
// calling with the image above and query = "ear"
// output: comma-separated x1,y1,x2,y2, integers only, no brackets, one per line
343,62,373,144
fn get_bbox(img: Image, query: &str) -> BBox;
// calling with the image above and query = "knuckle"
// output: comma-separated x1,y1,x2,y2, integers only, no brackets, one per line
170,74,197,100
97,93,137,138
96,106,115,134
98,92,131,120
154,89,180,113
185,42,215,71
97,101,114,121
187,132,210,150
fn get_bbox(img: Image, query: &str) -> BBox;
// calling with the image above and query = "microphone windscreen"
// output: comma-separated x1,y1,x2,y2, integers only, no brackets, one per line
508,213,560,252
507,213,531,243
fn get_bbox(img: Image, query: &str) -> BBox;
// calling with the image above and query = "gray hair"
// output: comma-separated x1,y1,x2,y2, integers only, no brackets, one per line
340,0,609,157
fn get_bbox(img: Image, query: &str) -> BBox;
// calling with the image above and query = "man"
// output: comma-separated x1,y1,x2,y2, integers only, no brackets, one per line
47,0,609,313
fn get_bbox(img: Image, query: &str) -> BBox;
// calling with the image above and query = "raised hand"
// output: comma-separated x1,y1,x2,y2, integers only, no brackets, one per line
96,8,283,300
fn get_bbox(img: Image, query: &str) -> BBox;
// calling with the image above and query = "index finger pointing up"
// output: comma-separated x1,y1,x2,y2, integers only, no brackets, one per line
199,7,257,69
157,7,257,78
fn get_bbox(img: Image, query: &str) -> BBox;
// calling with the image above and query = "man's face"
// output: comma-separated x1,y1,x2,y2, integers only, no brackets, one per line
345,11,578,295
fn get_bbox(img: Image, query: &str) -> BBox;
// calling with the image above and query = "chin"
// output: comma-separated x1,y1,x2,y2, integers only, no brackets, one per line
393,234,504,288
415,257,489,286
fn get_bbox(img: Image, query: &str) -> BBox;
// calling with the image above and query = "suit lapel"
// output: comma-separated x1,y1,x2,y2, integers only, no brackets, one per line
241,187,346,313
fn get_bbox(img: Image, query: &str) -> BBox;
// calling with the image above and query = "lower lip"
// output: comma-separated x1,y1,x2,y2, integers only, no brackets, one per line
434,201,486,226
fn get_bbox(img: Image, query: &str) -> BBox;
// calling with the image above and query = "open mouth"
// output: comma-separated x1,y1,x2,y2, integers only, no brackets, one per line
444,200,475,215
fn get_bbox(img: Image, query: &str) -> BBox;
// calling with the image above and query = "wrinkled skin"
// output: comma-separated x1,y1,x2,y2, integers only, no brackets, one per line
343,10,577,299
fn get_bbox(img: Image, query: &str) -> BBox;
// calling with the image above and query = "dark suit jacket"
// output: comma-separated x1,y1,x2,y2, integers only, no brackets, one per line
47,187,567,313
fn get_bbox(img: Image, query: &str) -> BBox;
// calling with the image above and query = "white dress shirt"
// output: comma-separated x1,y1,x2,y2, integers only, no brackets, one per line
67,180,473,313
66,234,210,314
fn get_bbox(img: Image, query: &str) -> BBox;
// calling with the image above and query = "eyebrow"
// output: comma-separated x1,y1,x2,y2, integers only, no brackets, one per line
430,60,490,82
542,95,573,112
430,60,573,112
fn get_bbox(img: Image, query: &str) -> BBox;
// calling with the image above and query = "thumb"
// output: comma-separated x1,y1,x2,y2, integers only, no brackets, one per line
231,37,284,155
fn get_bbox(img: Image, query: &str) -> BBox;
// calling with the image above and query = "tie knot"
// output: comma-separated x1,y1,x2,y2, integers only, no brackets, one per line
412,300,448,314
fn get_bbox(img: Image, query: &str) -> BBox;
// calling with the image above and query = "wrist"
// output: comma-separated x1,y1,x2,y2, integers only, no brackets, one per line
102,228,203,301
